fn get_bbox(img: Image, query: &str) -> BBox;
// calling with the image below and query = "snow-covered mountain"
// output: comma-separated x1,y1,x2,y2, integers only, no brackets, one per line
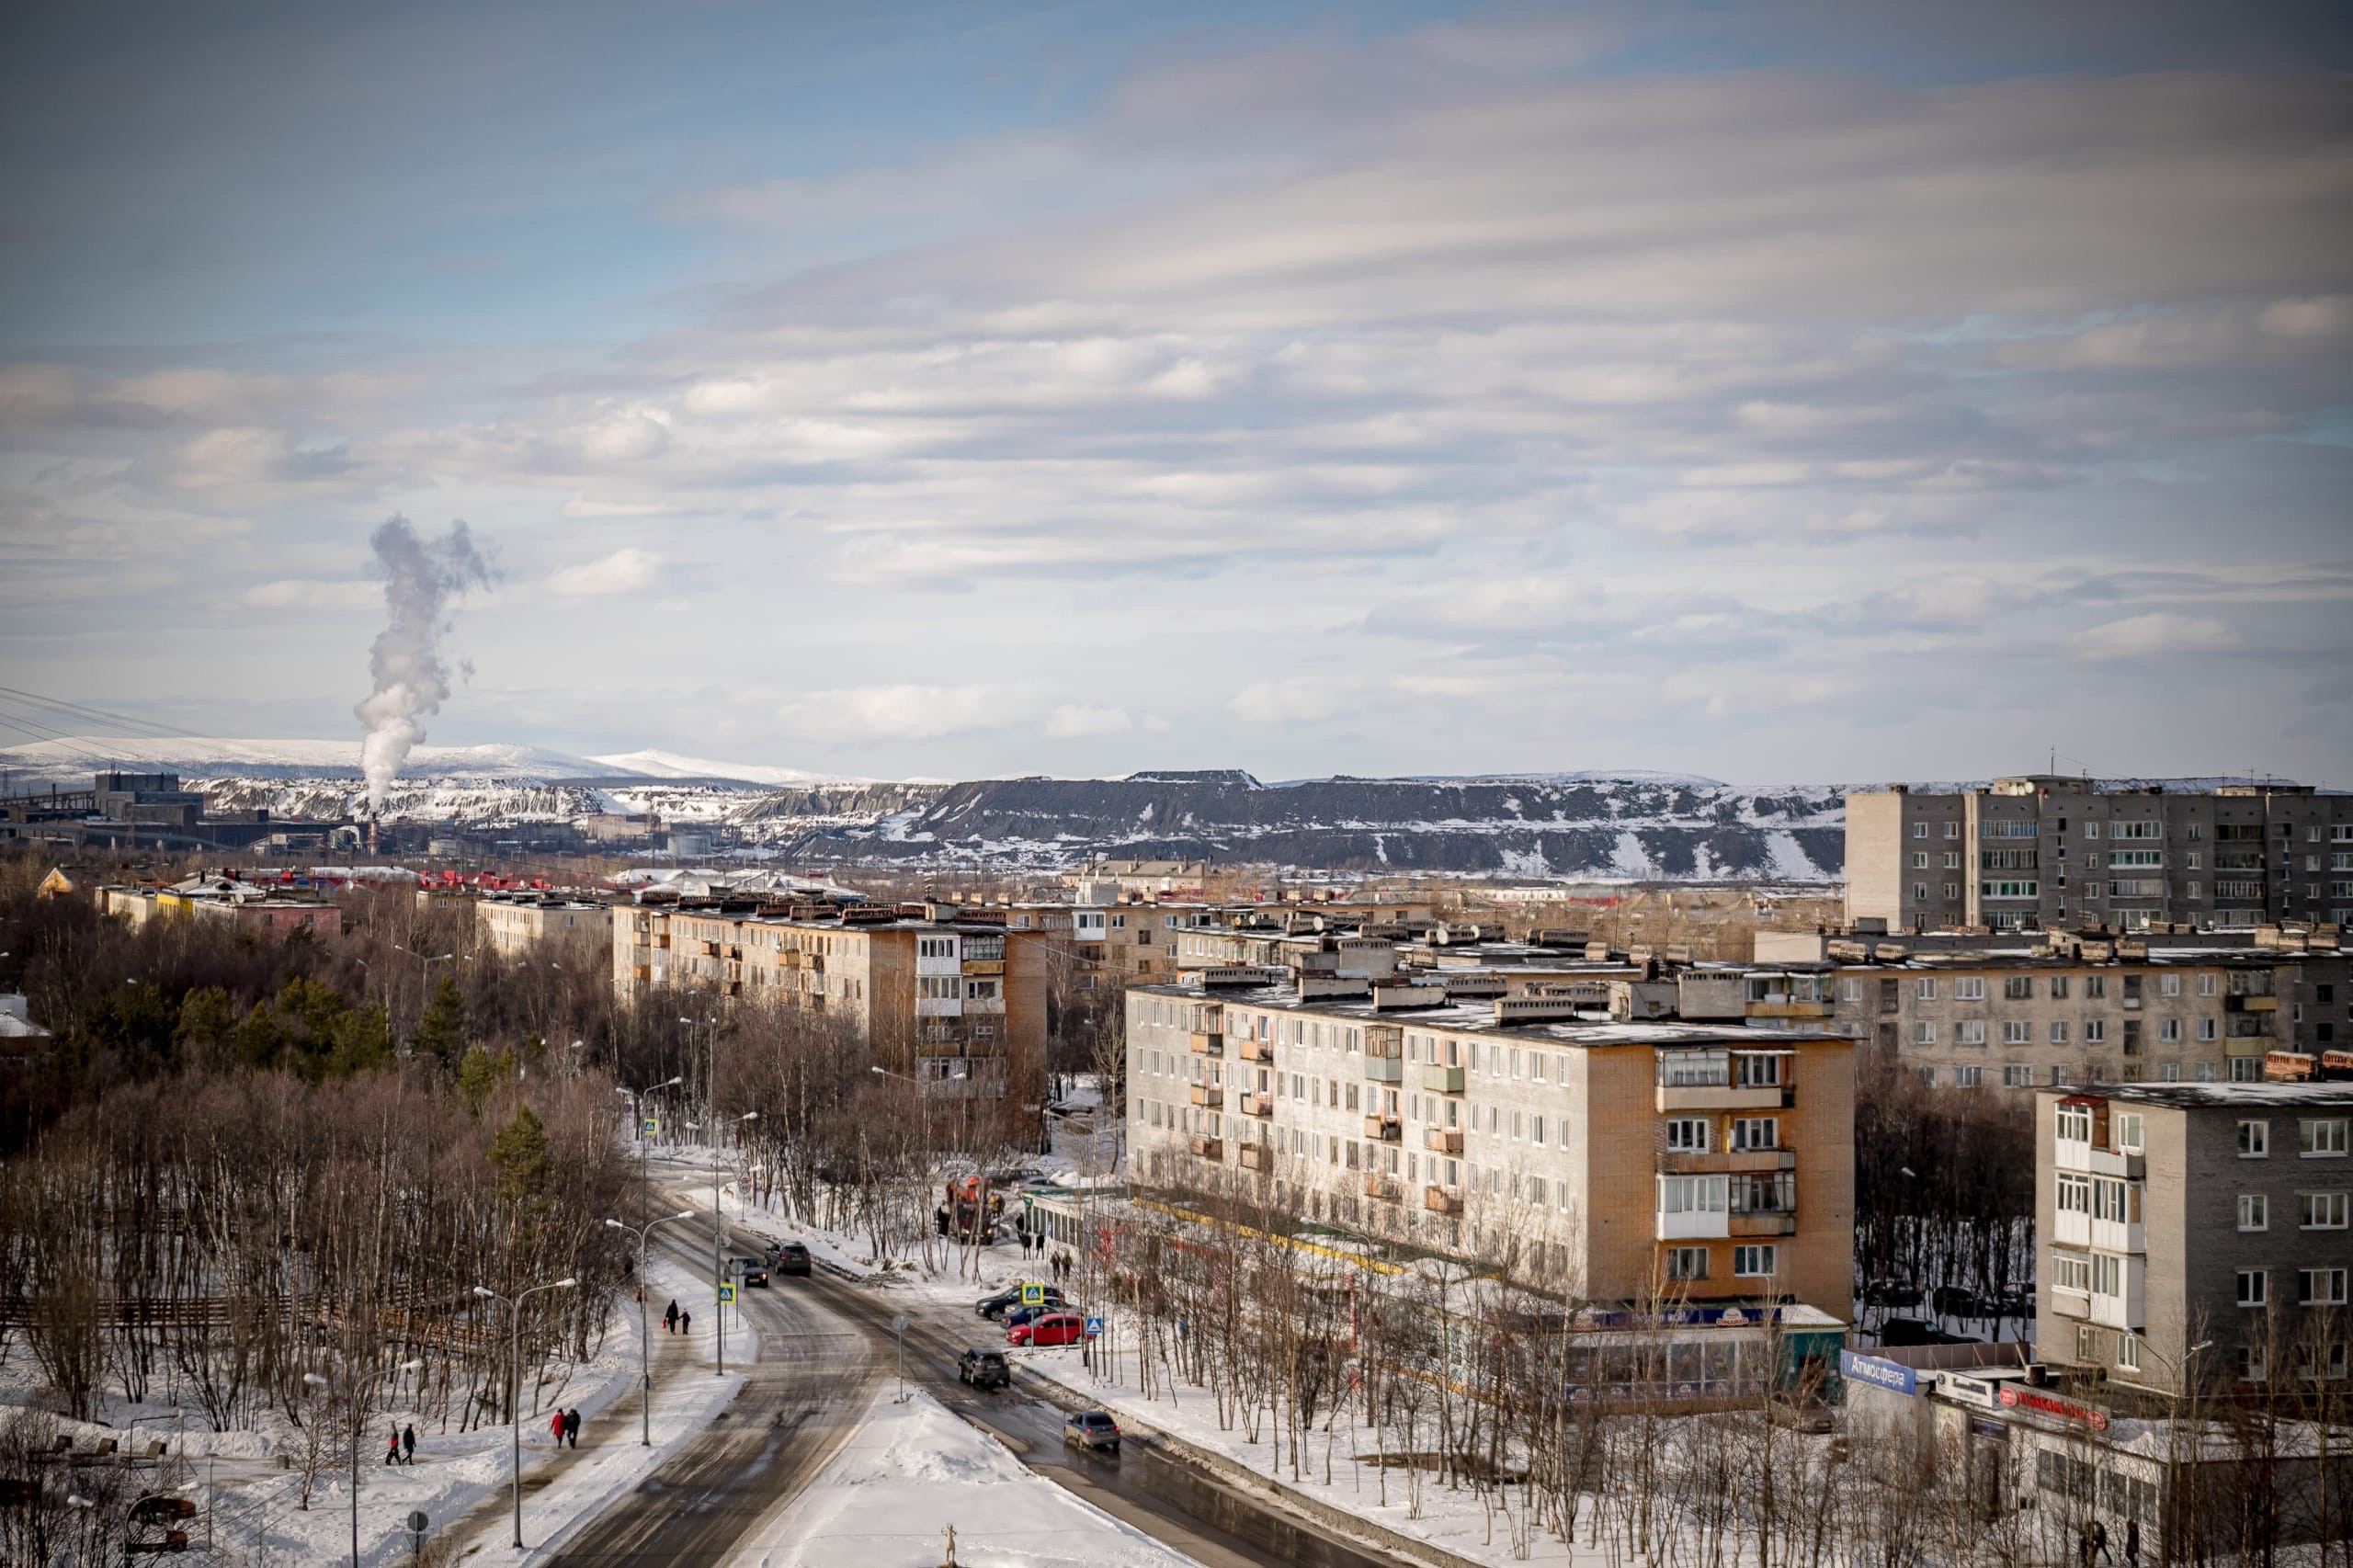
0,735,618,784
584,749,855,787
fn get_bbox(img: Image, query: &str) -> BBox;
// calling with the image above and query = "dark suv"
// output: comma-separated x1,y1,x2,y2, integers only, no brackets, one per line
769,1242,812,1277
958,1348,1011,1390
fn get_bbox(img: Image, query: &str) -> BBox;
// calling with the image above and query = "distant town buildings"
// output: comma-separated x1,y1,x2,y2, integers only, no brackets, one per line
1846,775,2353,935
98,873,343,938
476,893,613,957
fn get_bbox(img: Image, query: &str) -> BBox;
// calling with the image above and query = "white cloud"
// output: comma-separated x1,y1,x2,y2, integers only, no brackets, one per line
241,578,381,610
779,684,1029,742
2073,613,2237,662
1046,704,1134,739
546,547,666,597
1229,677,1365,724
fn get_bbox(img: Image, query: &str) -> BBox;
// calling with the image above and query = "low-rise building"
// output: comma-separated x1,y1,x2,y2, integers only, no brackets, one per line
100,875,343,938
477,894,613,957
2035,1081,2353,1399
1126,975,1857,1317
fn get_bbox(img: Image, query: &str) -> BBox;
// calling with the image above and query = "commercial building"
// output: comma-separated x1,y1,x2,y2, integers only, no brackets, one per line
2035,1081,2353,1399
1125,974,1857,1317
477,894,613,957
614,900,1050,1098
1846,776,2353,935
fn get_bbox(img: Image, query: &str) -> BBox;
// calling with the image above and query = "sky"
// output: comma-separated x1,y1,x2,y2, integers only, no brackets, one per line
2,0,2349,786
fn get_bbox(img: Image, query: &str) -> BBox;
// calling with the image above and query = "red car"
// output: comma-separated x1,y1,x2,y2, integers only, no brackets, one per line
1007,1312,1086,1347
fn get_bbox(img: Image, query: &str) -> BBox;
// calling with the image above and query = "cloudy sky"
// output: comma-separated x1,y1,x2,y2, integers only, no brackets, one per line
3,1,2348,785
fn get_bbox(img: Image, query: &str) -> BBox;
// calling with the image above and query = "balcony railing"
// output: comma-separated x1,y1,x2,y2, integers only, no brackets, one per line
1361,1173,1401,1201
1188,1084,1223,1109
1190,1134,1223,1160
1363,1054,1403,1084
1238,1144,1269,1171
1422,1064,1465,1095
1656,1149,1795,1175
1239,1092,1273,1119
1424,1127,1463,1154
1188,1031,1223,1056
1729,1212,1797,1238
1425,1186,1462,1215
1363,1114,1402,1142
1236,1038,1274,1062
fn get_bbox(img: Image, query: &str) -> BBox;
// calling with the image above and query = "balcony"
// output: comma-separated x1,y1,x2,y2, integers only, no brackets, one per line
1656,1084,1787,1113
1363,1054,1403,1084
1729,1212,1797,1238
1656,1149,1796,1175
1363,1114,1402,1142
1188,1084,1223,1109
1239,1092,1273,1119
1236,1038,1274,1062
1422,1064,1465,1095
1238,1144,1269,1171
1657,1209,1730,1241
1424,1127,1463,1154
1190,1134,1224,1161
1361,1173,1401,1202
1746,1000,1829,1020
1188,1031,1224,1057
2053,1210,2090,1248
2226,994,2278,1013
2091,1215,2144,1255
1425,1186,1463,1215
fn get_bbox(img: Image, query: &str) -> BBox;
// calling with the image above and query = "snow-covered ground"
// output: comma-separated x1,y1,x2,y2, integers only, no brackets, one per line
732,1387,1202,1568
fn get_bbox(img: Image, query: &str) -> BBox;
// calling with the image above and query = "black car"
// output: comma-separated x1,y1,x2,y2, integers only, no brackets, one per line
958,1348,1011,1390
770,1242,813,1277
976,1283,1067,1321
1929,1285,1986,1319
1880,1316,1979,1347
731,1256,769,1289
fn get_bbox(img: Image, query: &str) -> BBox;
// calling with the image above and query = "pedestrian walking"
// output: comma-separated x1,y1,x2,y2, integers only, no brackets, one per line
664,1299,678,1335
679,1309,691,1335
563,1408,581,1449
550,1409,566,1447
2125,1520,2140,1568
385,1426,401,1465
2092,1520,2112,1564
402,1424,416,1465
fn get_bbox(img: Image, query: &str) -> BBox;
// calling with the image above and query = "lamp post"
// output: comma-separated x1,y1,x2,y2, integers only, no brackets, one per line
2138,1335,2212,1563
472,1277,577,1550
606,1211,696,1446
713,1111,758,1376
679,1014,719,1152
303,1359,422,1568
619,1075,684,1146
392,944,456,1039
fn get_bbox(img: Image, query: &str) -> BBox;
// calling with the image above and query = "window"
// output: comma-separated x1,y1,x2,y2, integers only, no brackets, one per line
1955,977,1986,1001
1733,1244,1778,1278
2231,1058,2265,1083
2118,1335,2141,1372
1915,1022,1937,1046
1658,1175,1729,1214
2051,976,2072,1000
2054,1253,2093,1293
1953,1065,1983,1087
2056,1105,2094,1143
2240,1346,2268,1383
2301,1191,2349,1229
2086,976,2108,999
2085,823,2103,839
2237,1269,2268,1307
1916,978,1938,1000
2300,1268,2348,1306
1734,1052,1782,1087
2005,1065,2034,1087
2300,1119,2349,1157
1956,1021,1986,1046
2300,1343,2350,1381
2051,1020,2071,1044
2057,1173,2092,1216
1913,822,1927,839
963,978,999,1001
2004,1020,2031,1044
2159,1018,2182,1043
1732,1117,1778,1151
2240,1120,2270,1157
1913,851,1929,869
1945,822,1960,839
2199,1018,2217,1041
2092,1254,2123,1298
2085,1019,2106,1044
1665,1246,1709,1281
2116,1113,2143,1152
2238,1193,2268,1232
2005,976,2034,999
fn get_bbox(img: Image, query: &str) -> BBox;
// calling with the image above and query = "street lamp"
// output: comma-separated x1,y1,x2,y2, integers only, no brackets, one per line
680,1014,719,1151
620,1074,684,1143
472,1277,578,1550
713,1112,759,1376
607,1211,697,1445
302,1360,422,1568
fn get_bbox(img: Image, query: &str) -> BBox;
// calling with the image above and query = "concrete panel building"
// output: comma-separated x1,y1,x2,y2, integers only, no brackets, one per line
1126,976,1856,1316
2036,1082,2353,1398
477,894,613,957
1846,776,2353,935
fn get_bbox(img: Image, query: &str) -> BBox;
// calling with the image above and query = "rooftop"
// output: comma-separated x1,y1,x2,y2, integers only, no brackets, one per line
1138,976,1840,1049
2045,1082,2353,1110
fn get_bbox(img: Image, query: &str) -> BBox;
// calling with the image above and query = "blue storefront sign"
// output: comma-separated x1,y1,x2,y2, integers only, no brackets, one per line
1838,1350,1918,1396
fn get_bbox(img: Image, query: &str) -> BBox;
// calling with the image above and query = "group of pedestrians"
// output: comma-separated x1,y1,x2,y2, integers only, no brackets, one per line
661,1298,693,1335
381,1424,416,1465
1014,1229,1076,1286
548,1407,584,1449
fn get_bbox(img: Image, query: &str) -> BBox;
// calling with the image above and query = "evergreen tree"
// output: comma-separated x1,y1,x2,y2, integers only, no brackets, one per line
412,974,465,1071
489,1104,552,1205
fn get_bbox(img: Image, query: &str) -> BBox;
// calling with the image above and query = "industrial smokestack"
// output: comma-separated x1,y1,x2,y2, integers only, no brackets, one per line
354,516,491,813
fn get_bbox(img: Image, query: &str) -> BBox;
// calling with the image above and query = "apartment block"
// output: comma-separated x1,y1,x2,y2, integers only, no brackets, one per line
2035,1082,2353,1397
614,901,1049,1096
1125,977,1856,1317
1846,776,2353,934
477,894,613,958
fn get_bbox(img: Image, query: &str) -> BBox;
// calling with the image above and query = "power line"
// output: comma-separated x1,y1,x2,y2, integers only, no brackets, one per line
0,684,214,742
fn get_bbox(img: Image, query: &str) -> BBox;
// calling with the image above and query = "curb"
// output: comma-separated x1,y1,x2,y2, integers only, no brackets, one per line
1012,1360,1493,1568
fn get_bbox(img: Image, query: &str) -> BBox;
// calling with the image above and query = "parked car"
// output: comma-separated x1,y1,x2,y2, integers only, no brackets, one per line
1063,1410,1121,1454
1008,1312,1086,1348
730,1256,769,1289
1930,1286,1987,1319
770,1242,813,1277
1860,1279,1922,1308
1006,1301,1081,1329
1880,1316,1979,1347
976,1284,1066,1321
958,1348,1011,1389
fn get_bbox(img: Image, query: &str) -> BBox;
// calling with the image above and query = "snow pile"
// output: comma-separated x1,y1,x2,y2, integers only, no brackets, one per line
738,1389,1200,1568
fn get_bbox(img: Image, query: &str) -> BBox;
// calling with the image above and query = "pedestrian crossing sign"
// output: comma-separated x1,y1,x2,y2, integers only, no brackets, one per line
642,1117,658,1136
1021,1283,1045,1307
717,1283,736,1304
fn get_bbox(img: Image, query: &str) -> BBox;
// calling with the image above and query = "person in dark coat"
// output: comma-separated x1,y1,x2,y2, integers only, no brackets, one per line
679,1309,691,1335
563,1408,581,1449
664,1299,679,1335
402,1424,416,1464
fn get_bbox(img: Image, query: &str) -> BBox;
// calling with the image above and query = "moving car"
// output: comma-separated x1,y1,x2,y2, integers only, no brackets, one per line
769,1242,813,1277
1007,1312,1086,1348
730,1256,769,1289
1063,1411,1121,1454
976,1284,1066,1321
958,1348,1011,1390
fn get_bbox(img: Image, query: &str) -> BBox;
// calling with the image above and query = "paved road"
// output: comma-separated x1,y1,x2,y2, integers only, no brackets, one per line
539,1224,879,1566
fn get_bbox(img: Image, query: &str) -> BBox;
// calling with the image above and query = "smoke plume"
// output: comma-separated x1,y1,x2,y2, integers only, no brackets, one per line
354,516,491,812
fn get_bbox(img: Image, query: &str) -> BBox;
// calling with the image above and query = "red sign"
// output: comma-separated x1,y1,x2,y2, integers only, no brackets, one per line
1998,1384,2109,1431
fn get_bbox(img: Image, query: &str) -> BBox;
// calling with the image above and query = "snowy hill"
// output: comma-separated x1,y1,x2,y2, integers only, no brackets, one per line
0,735,621,784
584,749,854,787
